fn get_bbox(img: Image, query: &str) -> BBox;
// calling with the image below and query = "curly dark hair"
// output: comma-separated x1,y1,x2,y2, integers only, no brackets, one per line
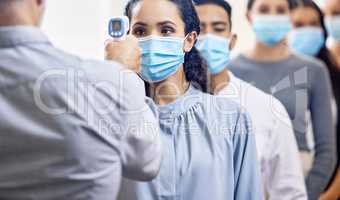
125,0,208,93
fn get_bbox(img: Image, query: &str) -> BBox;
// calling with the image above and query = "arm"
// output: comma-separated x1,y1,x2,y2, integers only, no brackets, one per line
307,64,337,200
320,167,340,200
233,111,263,200
103,36,162,181
267,99,307,200
118,72,162,181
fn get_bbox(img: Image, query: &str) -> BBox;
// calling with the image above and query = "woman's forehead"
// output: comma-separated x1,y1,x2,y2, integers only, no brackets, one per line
252,0,289,8
131,0,182,24
292,7,319,18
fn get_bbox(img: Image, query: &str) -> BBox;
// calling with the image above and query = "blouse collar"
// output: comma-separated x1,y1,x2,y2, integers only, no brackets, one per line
157,84,202,119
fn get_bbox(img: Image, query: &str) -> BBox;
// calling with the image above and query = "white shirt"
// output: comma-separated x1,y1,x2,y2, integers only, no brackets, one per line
218,72,307,200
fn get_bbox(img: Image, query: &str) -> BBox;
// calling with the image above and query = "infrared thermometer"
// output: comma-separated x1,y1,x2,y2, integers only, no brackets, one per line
108,16,129,41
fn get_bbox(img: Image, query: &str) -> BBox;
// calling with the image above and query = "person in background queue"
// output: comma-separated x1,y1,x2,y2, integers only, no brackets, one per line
228,0,337,199
287,0,340,199
193,0,307,199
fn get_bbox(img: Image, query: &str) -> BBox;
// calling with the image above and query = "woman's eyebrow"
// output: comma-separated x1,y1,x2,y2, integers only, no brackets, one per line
132,21,147,27
157,20,177,27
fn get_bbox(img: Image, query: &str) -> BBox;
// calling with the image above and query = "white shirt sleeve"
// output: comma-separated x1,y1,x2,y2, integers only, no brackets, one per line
265,98,307,200
218,73,307,200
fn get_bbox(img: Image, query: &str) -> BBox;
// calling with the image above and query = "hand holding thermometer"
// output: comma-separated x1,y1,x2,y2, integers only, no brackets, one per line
106,16,141,73
108,16,130,41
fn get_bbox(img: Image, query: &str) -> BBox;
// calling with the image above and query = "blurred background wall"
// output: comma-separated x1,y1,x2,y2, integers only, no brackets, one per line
42,0,125,59
42,0,323,60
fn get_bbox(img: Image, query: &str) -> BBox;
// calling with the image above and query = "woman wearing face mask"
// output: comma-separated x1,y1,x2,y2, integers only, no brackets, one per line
289,1,340,199
324,0,340,68
107,0,263,200
228,0,336,200
322,1,340,199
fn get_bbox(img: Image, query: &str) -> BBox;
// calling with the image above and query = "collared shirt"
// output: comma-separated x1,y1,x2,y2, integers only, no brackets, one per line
218,72,307,200
0,26,161,200
118,85,263,200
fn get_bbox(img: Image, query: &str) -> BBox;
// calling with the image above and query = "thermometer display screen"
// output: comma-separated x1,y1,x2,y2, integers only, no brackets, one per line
111,21,122,31
109,17,129,39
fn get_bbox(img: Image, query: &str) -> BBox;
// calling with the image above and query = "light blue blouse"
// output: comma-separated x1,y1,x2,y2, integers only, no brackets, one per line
118,85,263,200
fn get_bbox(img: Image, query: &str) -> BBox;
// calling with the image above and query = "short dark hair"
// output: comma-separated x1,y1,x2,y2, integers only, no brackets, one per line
0,0,21,6
0,0,21,11
247,0,297,10
193,0,232,29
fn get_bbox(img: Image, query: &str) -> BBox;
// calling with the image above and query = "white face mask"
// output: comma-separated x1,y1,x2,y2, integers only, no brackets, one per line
196,34,231,75
252,15,292,47
138,36,185,83
325,16,340,42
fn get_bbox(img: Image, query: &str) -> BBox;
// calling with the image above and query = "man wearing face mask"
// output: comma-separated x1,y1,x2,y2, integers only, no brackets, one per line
193,0,307,199
0,0,162,199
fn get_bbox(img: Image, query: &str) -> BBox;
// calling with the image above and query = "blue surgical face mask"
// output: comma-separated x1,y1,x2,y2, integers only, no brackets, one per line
325,16,340,42
196,34,231,75
139,36,185,83
252,15,292,47
288,27,325,56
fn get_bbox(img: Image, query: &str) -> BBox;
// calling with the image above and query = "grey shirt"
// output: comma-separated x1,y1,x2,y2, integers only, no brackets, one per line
0,26,162,200
229,54,337,200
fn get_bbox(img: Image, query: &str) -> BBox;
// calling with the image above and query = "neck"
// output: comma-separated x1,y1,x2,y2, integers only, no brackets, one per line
246,40,291,62
0,6,37,26
0,17,34,26
210,69,230,94
329,41,340,70
148,66,190,106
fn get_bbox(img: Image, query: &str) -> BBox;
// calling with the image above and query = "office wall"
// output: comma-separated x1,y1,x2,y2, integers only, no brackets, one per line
42,0,323,59
42,0,125,59
42,0,250,59
227,0,254,57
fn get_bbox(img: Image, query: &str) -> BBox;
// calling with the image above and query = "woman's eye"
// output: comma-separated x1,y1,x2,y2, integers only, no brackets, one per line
161,26,175,36
132,27,146,37
311,21,320,26
277,6,288,14
332,11,340,15
258,5,270,14
294,22,304,28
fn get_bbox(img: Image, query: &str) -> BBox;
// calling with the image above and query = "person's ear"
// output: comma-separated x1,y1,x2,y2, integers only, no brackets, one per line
36,0,45,7
183,31,198,53
246,11,253,24
229,33,237,50
36,0,46,14
35,0,46,26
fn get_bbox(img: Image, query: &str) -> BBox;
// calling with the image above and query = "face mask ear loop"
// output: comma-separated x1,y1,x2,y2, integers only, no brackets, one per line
183,32,197,54
183,34,189,54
